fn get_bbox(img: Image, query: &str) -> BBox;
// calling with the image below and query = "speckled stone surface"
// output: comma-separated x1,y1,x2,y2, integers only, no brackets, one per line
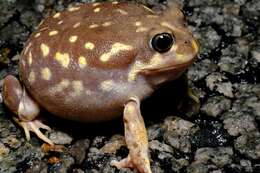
0,0,259,173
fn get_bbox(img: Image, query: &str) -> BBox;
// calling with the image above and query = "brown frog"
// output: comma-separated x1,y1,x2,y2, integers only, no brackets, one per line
2,1,199,173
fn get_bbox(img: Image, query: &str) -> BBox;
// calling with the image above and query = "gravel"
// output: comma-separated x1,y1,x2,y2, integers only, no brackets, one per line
0,0,259,172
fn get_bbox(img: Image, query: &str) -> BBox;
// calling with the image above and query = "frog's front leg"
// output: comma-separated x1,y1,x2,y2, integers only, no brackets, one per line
111,97,152,173
3,75,53,145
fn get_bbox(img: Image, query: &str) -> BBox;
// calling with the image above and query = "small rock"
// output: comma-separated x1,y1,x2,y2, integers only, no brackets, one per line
100,135,125,154
25,160,48,173
163,117,199,153
206,72,234,98
147,124,163,141
190,26,221,55
251,49,260,63
20,10,40,29
223,110,257,136
49,131,73,145
235,131,260,159
0,0,17,27
194,147,233,167
240,160,253,173
218,43,249,75
91,136,107,148
2,135,22,149
171,157,189,172
69,139,90,164
149,140,173,154
0,21,29,45
0,142,10,162
223,4,240,15
187,162,209,173
151,163,164,173
188,59,218,82
187,147,233,173
201,96,231,117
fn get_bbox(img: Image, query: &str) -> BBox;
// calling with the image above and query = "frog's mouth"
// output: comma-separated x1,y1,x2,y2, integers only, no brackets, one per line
139,59,195,75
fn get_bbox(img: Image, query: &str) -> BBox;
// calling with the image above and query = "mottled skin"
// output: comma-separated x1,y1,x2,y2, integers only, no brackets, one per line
2,2,198,173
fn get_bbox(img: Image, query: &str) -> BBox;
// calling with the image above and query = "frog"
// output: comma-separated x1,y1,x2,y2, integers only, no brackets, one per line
2,1,199,173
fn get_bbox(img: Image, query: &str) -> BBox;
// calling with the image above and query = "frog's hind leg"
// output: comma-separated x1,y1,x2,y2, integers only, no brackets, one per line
111,97,152,173
2,75,53,145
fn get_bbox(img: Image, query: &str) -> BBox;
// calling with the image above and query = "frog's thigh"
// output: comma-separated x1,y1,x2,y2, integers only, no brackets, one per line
3,75,39,120
111,97,152,173
3,75,53,145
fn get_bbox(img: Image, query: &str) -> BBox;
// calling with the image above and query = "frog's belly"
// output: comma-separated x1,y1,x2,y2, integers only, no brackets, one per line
23,74,153,122
36,89,127,122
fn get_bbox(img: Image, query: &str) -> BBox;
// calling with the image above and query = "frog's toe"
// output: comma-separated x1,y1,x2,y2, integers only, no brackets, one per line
111,155,151,173
15,118,54,145
111,156,132,168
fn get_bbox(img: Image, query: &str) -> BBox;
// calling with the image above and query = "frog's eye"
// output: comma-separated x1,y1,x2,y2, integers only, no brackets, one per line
150,33,174,53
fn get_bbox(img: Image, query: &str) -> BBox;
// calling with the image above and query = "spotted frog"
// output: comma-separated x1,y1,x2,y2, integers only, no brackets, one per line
2,1,198,173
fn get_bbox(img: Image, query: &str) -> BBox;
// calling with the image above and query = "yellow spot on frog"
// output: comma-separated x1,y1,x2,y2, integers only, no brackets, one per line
53,12,61,18
34,33,41,38
49,79,70,93
136,27,148,33
68,6,80,12
100,43,133,62
28,51,33,66
100,80,115,91
93,2,101,7
112,1,118,4
135,21,142,26
84,42,95,50
54,52,70,68
128,61,146,82
58,20,63,25
94,7,101,13
116,9,128,15
71,81,83,97
78,56,87,68
41,67,52,80
69,35,78,43
49,30,58,36
102,22,112,27
40,43,50,57
89,24,99,28
28,71,35,83
73,22,81,28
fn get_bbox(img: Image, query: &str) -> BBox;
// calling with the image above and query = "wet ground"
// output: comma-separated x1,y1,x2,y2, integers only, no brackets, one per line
0,0,259,173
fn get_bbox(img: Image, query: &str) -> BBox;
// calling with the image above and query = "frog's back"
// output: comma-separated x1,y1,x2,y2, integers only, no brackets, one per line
19,2,155,122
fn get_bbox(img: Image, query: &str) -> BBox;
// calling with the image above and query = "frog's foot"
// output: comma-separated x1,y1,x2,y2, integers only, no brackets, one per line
14,118,54,145
111,97,152,173
3,75,53,145
111,154,151,173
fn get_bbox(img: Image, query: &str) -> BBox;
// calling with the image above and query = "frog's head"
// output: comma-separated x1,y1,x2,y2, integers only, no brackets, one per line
132,3,199,86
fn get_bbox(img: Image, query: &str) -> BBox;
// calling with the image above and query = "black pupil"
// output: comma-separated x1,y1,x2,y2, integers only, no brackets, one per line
152,33,174,53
